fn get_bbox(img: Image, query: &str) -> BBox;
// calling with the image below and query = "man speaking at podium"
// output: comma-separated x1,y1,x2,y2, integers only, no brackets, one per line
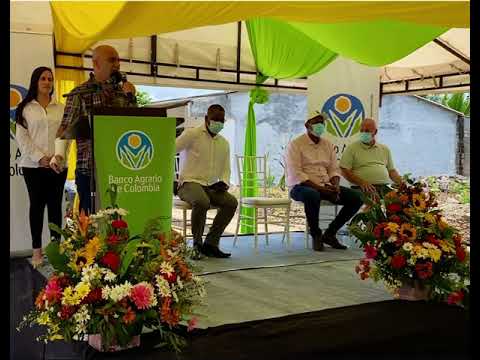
52,45,137,214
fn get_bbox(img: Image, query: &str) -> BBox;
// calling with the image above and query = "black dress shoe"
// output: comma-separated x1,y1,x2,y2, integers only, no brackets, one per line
191,243,205,260
322,232,347,250
312,233,324,252
202,243,231,258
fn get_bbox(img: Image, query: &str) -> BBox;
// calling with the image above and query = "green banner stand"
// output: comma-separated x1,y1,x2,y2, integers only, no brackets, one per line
93,107,176,236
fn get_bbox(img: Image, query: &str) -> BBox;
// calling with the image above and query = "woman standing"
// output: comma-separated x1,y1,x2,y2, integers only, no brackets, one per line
15,66,68,267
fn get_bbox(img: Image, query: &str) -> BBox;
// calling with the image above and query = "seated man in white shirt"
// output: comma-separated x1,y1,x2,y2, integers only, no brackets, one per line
285,112,364,251
176,104,238,258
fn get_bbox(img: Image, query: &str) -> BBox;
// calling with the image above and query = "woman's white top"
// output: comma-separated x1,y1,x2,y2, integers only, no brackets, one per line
15,99,66,168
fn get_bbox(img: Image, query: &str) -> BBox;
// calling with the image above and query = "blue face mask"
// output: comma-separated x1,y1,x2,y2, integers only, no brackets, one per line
311,122,325,137
208,120,224,134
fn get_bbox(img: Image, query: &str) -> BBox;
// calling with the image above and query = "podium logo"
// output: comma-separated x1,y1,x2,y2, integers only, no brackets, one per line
10,85,28,140
116,130,154,170
321,93,365,138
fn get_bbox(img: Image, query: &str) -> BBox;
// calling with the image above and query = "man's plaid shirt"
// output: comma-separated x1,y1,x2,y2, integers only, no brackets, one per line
58,73,135,176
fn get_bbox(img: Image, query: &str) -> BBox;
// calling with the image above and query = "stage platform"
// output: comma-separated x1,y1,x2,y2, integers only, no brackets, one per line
11,232,469,359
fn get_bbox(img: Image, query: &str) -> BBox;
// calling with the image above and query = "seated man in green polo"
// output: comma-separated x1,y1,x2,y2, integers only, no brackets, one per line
340,118,403,200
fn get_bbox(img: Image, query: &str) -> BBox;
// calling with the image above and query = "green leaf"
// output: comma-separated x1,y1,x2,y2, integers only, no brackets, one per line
45,241,71,274
48,223,68,239
119,238,142,278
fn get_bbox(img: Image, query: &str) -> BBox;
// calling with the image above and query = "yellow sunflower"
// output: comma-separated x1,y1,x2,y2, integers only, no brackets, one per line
412,194,426,210
385,222,400,233
399,223,417,241
68,248,94,273
85,236,102,260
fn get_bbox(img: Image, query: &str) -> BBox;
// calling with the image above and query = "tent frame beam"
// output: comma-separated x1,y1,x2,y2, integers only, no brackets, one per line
54,50,307,90
433,38,470,65
380,71,469,96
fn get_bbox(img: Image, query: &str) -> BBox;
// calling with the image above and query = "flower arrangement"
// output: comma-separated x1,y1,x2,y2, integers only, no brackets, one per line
17,202,206,352
349,178,469,307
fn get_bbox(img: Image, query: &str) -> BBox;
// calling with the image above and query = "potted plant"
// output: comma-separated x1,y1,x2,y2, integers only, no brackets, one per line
349,177,469,306
18,195,206,352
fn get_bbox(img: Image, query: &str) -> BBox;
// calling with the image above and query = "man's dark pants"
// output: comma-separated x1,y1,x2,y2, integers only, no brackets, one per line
290,184,363,237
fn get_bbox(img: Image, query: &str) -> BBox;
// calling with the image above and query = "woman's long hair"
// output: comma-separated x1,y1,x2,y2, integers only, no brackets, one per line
15,66,54,129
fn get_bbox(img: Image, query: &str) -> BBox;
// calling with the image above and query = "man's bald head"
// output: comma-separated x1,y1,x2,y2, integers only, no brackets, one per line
360,118,378,144
360,118,377,132
92,45,120,81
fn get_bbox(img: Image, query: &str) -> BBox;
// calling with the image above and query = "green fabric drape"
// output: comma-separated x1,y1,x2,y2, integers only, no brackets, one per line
246,18,447,76
240,86,269,234
286,19,447,66
240,101,257,233
246,18,338,79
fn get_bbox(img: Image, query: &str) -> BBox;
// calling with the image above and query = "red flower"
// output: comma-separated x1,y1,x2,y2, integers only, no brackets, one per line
415,262,433,279
100,251,121,272
364,244,377,259
383,228,392,238
453,235,462,246
60,305,77,320
112,219,128,229
373,224,385,239
387,203,402,213
456,247,466,262
447,291,464,305
162,272,178,283
107,234,121,246
81,288,103,304
426,234,440,246
391,255,407,269
389,215,402,224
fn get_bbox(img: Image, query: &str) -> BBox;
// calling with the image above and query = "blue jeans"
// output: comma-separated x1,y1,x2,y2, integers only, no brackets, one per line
290,184,363,237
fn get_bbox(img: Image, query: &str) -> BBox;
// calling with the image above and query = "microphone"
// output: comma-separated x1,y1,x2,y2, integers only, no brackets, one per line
106,70,123,86
117,71,137,104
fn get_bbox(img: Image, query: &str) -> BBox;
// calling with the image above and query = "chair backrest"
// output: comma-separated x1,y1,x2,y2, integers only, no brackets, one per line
235,154,268,199
174,153,180,181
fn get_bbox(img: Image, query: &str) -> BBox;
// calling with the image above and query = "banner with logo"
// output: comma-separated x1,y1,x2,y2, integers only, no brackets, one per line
307,57,380,161
10,32,56,253
93,111,176,236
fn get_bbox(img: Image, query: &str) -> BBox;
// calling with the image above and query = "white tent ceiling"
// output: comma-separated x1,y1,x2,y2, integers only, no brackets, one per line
11,1,470,95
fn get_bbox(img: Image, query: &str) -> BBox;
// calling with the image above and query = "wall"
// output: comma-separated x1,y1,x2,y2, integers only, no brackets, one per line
378,95,459,177
184,92,462,185
189,92,307,185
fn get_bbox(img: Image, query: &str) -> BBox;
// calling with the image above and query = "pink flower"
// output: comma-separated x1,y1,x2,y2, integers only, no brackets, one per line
130,282,155,310
364,244,378,259
187,317,198,332
45,277,63,303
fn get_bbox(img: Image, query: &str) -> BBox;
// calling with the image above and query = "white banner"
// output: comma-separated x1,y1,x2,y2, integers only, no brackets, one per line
307,57,380,162
10,31,56,254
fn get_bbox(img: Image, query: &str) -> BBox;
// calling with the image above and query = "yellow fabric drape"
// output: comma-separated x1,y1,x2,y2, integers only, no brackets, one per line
55,55,86,215
51,1,470,53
